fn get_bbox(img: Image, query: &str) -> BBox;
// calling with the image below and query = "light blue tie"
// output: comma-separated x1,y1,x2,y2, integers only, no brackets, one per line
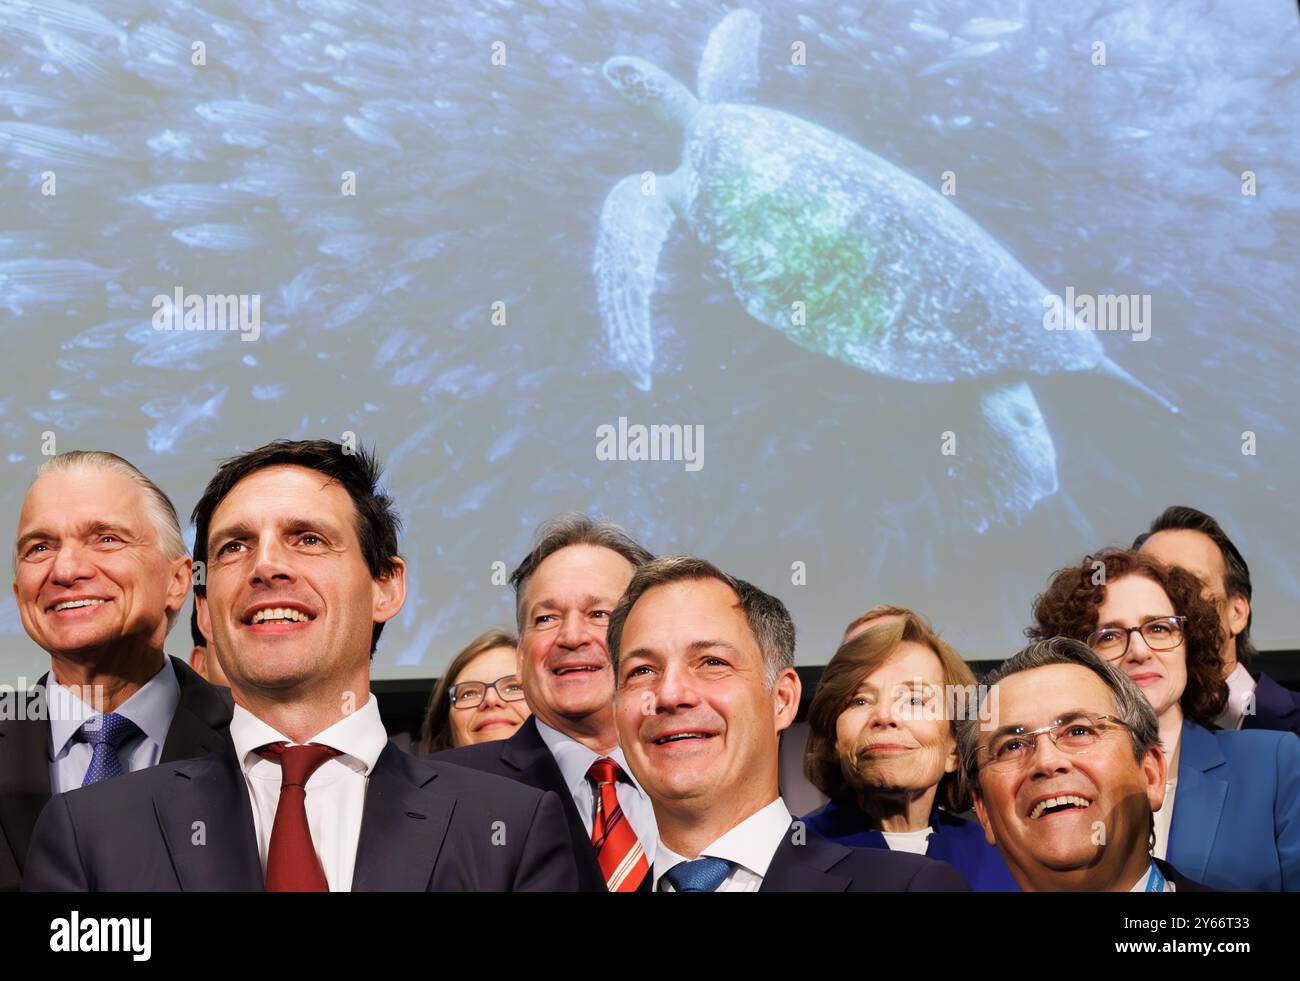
75,713,142,787
663,857,734,892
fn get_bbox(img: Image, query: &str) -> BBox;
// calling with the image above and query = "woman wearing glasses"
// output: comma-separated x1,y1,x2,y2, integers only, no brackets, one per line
421,628,531,752
1029,548,1300,891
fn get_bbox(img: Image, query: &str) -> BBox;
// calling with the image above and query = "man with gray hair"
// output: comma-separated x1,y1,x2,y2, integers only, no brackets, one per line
2,451,232,891
610,555,969,891
956,637,1209,891
436,512,657,891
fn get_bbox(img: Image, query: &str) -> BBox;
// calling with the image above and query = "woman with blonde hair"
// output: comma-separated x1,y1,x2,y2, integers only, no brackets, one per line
803,606,1016,890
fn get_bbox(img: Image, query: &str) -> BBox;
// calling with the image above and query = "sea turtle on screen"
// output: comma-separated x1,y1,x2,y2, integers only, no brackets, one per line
593,9,1175,531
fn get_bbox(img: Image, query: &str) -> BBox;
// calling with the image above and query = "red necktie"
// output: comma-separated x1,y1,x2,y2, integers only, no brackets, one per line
257,742,340,892
586,757,649,892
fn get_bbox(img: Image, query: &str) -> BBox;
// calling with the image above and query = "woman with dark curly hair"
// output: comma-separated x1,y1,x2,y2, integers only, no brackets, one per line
1030,548,1300,891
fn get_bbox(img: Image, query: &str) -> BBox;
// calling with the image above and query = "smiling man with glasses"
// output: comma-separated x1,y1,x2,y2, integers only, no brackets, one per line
956,637,1211,892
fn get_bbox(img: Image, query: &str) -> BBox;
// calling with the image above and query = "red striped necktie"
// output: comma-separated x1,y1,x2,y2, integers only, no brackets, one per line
257,742,341,892
586,757,649,892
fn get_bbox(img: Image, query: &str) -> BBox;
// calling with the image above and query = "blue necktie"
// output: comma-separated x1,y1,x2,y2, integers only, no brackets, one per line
663,857,734,892
76,713,142,787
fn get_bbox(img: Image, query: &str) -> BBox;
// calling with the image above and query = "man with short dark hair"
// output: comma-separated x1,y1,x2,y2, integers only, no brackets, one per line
956,637,1210,891
609,555,969,891
437,512,658,891
1135,505,1299,734
3,451,232,893
24,439,578,891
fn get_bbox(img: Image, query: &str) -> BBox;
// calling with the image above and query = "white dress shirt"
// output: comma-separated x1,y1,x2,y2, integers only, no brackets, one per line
1152,776,1179,861
1214,662,1257,730
1127,862,1177,892
46,657,180,793
881,827,934,855
534,717,658,868
230,696,389,892
655,797,794,892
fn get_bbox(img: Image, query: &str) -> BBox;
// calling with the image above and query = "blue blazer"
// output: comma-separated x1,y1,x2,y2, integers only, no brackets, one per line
1167,720,1300,892
803,796,1018,891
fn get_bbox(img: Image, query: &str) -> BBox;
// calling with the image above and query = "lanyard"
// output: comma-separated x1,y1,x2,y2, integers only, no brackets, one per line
1145,861,1166,892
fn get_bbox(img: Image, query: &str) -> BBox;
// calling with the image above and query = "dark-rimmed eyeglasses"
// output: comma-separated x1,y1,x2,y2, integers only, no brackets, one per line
1086,616,1186,661
449,675,525,709
978,713,1131,772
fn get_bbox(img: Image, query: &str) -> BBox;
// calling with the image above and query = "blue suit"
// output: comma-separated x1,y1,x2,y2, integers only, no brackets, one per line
803,796,1017,891
1167,720,1300,891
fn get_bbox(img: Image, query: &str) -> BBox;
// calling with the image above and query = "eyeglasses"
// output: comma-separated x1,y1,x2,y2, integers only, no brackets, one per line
448,675,526,709
1086,616,1186,661
978,714,1131,772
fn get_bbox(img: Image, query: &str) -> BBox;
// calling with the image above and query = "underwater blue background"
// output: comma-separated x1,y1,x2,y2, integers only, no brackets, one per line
1,0,1296,676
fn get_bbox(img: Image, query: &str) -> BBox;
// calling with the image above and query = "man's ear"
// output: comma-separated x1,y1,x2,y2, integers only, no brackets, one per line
1226,593,1250,638
1142,744,1168,814
972,792,997,846
372,557,407,625
196,593,212,643
773,667,801,734
165,555,193,617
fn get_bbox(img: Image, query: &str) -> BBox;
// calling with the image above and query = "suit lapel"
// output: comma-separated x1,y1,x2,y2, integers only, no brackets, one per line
500,719,607,889
760,823,853,892
352,743,453,892
159,658,233,764
154,750,263,891
0,699,53,880
1167,722,1228,883
1249,673,1298,732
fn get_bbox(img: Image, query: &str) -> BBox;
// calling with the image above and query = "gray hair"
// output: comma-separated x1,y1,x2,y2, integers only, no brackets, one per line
955,637,1161,792
606,555,796,688
509,512,653,633
22,451,187,566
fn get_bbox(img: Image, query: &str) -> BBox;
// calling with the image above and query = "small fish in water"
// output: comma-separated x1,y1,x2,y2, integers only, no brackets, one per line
171,224,260,251
143,386,229,455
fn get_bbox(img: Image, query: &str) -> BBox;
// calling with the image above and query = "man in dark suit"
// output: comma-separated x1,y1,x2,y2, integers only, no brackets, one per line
956,638,1212,892
435,514,658,891
24,439,578,891
4,450,233,892
607,555,969,892
1136,505,1300,735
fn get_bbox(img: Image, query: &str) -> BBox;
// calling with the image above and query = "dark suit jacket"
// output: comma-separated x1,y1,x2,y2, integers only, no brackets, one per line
759,824,971,891
0,655,233,892
1154,857,1214,892
23,739,580,891
1247,672,1300,736
434,716,609,891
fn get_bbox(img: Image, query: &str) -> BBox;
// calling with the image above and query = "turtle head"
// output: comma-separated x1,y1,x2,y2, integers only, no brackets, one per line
603,56,699,128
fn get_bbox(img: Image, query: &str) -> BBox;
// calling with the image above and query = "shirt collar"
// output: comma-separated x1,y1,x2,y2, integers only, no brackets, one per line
654,797,793,891
1213,662,1256,730
1127,861,1165,892
533,716,649,803
229,694,388,778
46,657,180,760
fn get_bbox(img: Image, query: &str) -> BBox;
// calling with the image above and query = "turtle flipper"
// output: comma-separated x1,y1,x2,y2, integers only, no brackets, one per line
697,9,763,104
1095,356,1180,414
594,173,679,390
946,380,1059,533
